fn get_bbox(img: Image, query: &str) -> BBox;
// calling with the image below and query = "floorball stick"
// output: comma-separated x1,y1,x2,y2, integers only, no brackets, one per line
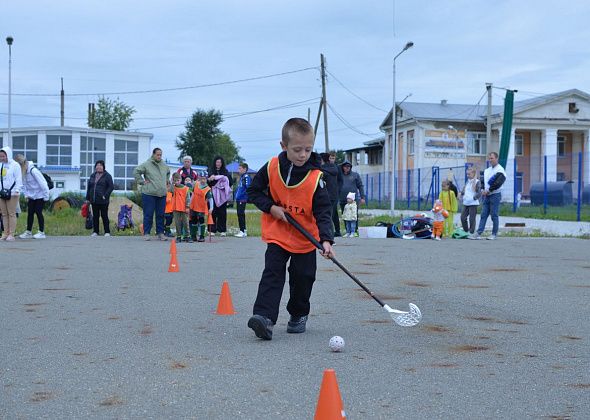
284,213,422,327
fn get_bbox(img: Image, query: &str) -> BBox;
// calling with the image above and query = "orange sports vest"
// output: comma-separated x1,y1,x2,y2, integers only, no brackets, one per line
172,185,189,211
165,192,174,213
261,157,322,253
190,186,211,213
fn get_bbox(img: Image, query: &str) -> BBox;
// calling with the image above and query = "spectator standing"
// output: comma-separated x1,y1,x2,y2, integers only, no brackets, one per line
85,160,114,237
439,179,458,237
207,156,233,236
320,152,340,237
234,162,251,237
176,156,199,183
473,152,506,240
0,147,23,241
133,147,170,241
14,154,50,239
461,166,481,236
339,161,365,236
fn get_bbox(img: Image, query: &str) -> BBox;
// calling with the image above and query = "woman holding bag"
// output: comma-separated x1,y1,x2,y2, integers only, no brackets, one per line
85,160,114,237
0,146,23,241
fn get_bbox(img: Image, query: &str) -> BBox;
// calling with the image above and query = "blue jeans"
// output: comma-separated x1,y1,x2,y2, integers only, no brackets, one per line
142,194,166,235
345,220,357,235
477,192,501,235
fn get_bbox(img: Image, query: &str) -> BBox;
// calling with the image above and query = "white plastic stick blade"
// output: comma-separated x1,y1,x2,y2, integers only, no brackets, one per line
383,303,422,327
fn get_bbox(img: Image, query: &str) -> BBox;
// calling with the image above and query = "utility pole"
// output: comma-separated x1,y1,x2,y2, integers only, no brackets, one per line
320,53,329,152
60,78,65,127
486,83,492,152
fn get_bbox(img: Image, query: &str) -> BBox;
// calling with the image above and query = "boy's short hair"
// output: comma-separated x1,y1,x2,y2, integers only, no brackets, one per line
281,118,313,144
329,150,336,157
239,162,248,171
172,172,181,180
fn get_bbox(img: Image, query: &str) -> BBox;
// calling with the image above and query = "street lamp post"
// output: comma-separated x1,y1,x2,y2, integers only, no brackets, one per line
6,36,13,144
448,125,459,168
391,41,414,213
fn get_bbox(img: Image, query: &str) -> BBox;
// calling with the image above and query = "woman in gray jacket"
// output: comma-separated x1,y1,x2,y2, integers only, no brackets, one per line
133,148,170,241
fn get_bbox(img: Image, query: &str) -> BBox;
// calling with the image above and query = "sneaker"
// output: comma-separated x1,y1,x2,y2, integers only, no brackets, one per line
234,231,246,238
197,237,205,242
183,237,190,243
248,315,273,340
143,235,151,241
104,233,111,237
158,233,168,241
487,234,497,240
91,232,98,237
6,235,15,242
188,237,194,243
287,315,308,334
33,231,46,239
469,233,481,240
434,237,441,241
176,237,182,243
353,232,359,237
220,232,227,237
19,230,33,239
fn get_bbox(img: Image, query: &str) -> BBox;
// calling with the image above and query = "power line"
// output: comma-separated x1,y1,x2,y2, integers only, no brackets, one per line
0,67,319,97
327,103,382,137
326,70,388,113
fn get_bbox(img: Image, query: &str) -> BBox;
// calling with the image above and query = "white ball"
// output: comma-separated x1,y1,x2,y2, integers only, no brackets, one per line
329,336,345,352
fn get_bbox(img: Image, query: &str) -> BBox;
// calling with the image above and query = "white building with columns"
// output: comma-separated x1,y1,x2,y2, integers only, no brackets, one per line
365,88,590,202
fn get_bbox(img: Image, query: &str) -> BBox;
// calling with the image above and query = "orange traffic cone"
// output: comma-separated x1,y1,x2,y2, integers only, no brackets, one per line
169,239,177,255
168,253,179,272
315,369,346,420
216,281,236,315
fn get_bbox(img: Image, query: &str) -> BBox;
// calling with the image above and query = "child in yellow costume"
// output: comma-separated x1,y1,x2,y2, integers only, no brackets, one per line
439,179,457,237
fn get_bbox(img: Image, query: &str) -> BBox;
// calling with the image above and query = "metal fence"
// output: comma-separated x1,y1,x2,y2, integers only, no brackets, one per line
361,152,589,221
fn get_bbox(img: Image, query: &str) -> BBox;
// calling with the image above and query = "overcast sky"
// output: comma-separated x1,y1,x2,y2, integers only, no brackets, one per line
2,0,590,170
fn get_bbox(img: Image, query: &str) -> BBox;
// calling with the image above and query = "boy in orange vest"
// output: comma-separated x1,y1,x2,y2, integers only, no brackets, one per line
247,118,334,340
170,172,191,243
164,191,174,237
189,172,213,242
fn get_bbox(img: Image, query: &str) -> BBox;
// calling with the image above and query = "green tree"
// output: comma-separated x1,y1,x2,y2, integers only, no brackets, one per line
175,109,241,166
88,97,136,131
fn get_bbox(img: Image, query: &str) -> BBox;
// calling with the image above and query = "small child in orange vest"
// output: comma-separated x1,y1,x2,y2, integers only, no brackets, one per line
431,199,449,241
170,172,191,243
246,118,334,341
189,172,213,242
164,191,174,237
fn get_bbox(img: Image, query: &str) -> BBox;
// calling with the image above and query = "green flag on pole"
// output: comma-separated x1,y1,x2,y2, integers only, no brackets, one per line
498,90,515,168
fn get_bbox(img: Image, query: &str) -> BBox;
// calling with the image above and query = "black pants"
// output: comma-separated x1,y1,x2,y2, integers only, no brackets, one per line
211,202,227,233
331,199,340,235
253,243,317,324
91,203,110,234
27,198,45,232
461,205,478,234
236,201,247,232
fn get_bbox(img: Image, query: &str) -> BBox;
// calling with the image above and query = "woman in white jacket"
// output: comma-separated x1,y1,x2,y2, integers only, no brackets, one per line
0,146,23,241
15,154,50,239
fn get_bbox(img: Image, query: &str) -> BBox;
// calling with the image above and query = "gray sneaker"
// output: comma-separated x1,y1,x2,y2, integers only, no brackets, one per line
157,233,168,241
469,233,481,240
487,234,497,240
248,315,273,340
143,235,151,241
287,315,308,334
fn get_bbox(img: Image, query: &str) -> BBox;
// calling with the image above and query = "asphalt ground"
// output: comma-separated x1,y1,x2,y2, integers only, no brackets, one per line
1,235,589,419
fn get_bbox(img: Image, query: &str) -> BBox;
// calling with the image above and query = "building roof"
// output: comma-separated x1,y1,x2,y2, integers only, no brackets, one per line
0,125,154,138
379,88,590,129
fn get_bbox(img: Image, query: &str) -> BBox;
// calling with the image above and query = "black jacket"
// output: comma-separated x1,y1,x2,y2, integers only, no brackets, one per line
86,171,114,205
247,151,334,244
321,162,339,202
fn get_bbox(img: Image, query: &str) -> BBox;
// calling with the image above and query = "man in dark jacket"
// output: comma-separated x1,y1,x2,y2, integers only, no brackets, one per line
339,161,365,235
320,152,341,237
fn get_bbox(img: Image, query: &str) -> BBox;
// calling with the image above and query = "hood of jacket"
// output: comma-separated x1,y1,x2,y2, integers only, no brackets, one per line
340,160,353,169
0,146,14,164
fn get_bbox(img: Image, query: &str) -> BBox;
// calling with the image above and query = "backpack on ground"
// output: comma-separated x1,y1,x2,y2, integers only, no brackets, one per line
117,204,134,230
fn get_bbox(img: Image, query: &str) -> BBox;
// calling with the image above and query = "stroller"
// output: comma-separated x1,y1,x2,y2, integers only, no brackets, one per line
391,214,433,239
117,204,134,231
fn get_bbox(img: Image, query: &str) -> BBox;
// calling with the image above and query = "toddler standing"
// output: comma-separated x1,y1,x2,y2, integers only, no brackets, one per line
342,192,358,238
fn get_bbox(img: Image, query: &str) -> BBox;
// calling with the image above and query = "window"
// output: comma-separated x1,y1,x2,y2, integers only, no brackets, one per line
515,134,524,156
467,132,486,155
368,149,382,165
46,135,72,166
557,136,565,157
12,135,38,162
407,130,415,155
80,136,106,189
113,139,139,191
557,172,566,181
